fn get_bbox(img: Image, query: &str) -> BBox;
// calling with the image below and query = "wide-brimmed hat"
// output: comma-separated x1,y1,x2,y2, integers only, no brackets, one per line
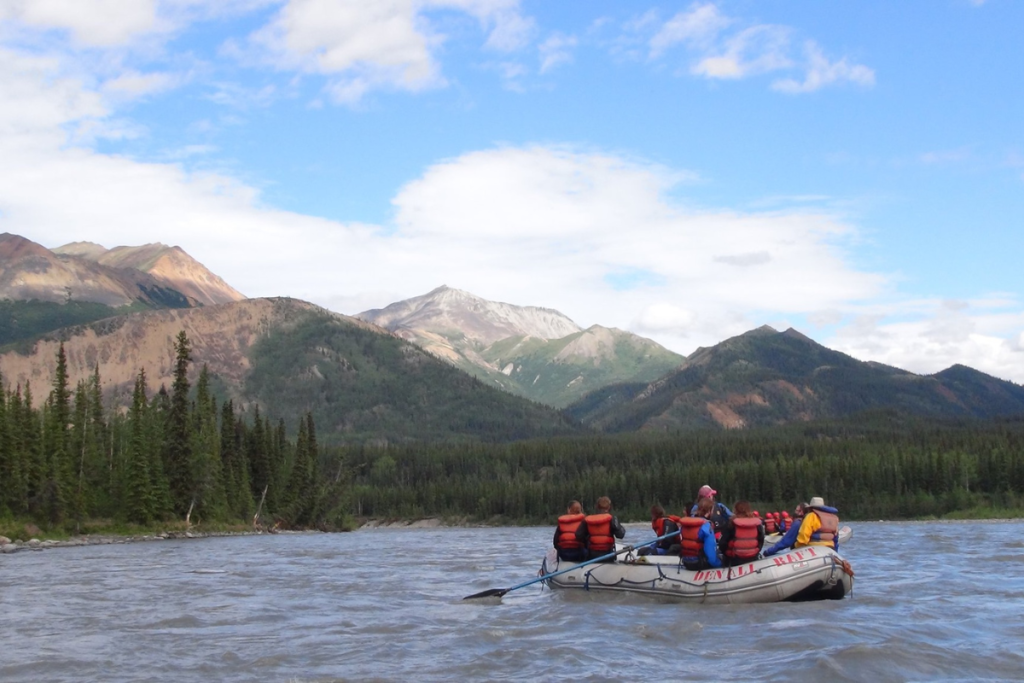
808,496,825,508
697,485,717,497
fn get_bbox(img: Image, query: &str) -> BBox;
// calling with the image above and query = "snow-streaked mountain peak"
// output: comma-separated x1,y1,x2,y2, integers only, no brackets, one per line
357,285,582,346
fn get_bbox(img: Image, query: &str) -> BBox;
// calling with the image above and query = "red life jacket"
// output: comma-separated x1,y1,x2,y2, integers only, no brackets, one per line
765,516,777,534
556,513,585,549
724,517,761,560
584,513,615,553
651,515,684,537
679,516,708,561
809,510,839,545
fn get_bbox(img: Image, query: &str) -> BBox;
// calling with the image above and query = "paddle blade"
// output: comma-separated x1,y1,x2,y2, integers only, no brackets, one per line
463,588,508,600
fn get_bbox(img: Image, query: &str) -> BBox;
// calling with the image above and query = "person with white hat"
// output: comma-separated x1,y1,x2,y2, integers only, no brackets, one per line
795,496,840,551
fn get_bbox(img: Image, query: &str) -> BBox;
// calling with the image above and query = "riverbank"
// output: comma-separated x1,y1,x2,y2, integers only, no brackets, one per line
0,527,320,555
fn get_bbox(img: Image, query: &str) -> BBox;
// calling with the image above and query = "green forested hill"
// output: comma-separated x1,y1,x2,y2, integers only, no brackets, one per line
0,299,157,348
565,326,1024,432
471,327,684,408
243,313,582,444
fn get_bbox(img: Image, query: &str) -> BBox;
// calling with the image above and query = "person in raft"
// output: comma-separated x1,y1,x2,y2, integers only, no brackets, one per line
689,485,733,539
717,500,764,566
778,510,792,533
763,502,806,557
679,497,723,571
575,496,626,562
637,504,682,556
552,500,587,563
795,496,840,551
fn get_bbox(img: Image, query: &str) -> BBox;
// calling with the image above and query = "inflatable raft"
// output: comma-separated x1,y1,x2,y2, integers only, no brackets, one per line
541,545,853,604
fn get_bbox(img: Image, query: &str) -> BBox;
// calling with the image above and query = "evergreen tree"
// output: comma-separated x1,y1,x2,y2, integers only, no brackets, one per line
124,370,154,524
164,331,194,515
42,344,74,525
148,387,173,519
247,406,275,512
84,366,110,516
190,365,226,521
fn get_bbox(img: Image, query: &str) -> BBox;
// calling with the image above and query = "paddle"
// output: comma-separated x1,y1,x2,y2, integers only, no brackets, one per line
462,530,681,601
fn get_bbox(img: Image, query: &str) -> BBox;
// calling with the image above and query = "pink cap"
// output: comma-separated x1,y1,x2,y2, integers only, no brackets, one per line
697,485,717,497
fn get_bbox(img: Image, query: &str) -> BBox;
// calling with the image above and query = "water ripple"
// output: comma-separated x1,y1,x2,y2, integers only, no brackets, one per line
2,521,1024,681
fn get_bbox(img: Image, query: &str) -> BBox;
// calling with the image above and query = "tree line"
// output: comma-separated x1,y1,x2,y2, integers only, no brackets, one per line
0,331,348,532
345,414,1024,523
3,331,1023,532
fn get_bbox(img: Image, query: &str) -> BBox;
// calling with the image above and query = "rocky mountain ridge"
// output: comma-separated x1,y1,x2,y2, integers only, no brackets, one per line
0,233,243,308
0,297,578,443
357,285,684,407
54,240,245,306
565,325,1024,431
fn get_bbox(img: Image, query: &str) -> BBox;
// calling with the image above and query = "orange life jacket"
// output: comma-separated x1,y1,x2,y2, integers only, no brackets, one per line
724,517,761,560
556,513,585,550
765,516,777,534
679,516,708,561
809,509,839,545
584,513,615,553
651,515,683,537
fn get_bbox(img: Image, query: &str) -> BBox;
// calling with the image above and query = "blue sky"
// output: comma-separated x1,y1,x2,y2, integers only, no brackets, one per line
1,0,1022,382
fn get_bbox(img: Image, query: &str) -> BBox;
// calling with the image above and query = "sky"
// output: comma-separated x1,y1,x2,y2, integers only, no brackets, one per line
0,0,1022,383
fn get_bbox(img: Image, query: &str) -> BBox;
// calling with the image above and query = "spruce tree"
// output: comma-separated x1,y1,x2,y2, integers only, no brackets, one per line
190,365,225,521
247,406,274,511
164,331,194,515
124,370,154,524
43,343,73,525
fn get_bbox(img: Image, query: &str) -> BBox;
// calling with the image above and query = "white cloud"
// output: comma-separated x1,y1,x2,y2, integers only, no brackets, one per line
538,32,576,74
772,41,874,93
829,302,1024,382
693,25,792,79
0,0,161,46
101,70,183,99
240,0,535,102
249,0,439,84
637,5,874,94
386,145,885,351
649,2,730,58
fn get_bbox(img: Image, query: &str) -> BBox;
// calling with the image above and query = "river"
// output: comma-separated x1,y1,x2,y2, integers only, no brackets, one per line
2,520,1023,682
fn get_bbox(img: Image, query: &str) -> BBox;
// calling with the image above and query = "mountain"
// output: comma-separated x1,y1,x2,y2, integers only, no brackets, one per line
565,325,1024,432
357,285,684,407
0,233,196,308
0,233,247,346
53,241,244,306
0,297,580,444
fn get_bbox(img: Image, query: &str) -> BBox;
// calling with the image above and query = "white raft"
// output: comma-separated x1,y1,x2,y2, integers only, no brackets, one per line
541,545,853,604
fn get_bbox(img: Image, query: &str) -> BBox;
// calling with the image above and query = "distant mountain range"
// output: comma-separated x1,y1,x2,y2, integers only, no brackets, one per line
0,297,579,444
0,233,243,308
2,232,1022,442
564,325,1024,432
357,286,684,407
